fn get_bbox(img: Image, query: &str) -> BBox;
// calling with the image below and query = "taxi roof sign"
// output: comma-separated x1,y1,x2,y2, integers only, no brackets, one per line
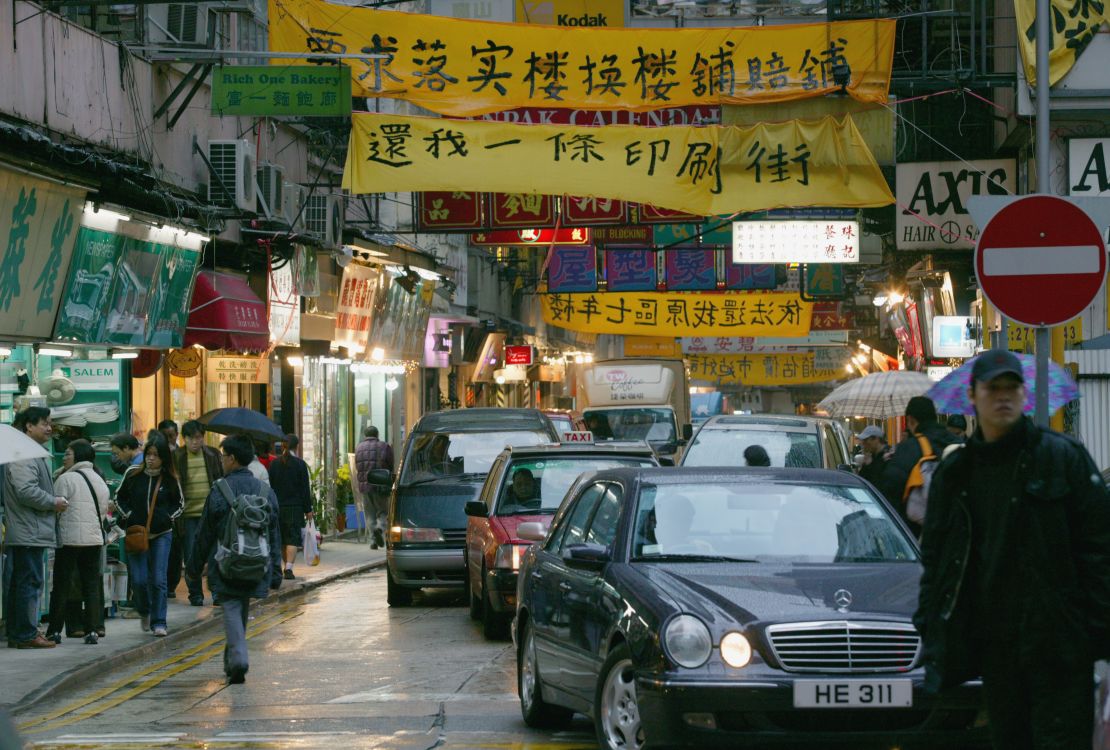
562,431,594,444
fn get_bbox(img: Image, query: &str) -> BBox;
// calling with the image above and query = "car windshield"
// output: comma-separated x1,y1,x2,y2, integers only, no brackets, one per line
496,456,655,515
583,408,676,444
548,416,573,435
684,428,822,468
631,481,917,563
400,430,551,483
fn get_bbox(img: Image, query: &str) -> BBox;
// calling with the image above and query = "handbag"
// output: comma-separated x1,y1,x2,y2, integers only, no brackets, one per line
124,476,161,554
74,469,111,544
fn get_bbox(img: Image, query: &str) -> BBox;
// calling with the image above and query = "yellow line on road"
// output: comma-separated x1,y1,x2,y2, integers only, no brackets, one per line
22,608,302,735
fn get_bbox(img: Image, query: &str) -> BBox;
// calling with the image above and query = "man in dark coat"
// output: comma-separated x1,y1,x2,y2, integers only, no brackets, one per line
268,434,314,580
915,349,1110,749
854,425,890,487
355,426,394,549
878,395,959,535
189,435,282,685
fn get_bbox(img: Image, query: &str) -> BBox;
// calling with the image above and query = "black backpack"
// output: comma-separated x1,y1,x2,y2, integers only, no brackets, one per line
214,478,271,584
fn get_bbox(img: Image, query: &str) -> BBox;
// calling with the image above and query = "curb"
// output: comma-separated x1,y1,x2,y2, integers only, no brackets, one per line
9,556,387,715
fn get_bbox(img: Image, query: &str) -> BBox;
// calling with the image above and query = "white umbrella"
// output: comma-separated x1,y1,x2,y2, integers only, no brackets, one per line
817,371,935,420
0,424,51,465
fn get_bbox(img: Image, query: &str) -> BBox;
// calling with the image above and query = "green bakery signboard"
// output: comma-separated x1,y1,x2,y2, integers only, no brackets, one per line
211,65,351,117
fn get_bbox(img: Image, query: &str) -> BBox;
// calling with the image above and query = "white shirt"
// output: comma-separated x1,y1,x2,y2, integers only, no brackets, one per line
248,459,271,487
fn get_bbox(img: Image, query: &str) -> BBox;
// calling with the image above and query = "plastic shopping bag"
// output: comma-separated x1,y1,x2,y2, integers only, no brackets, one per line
303,520,321,566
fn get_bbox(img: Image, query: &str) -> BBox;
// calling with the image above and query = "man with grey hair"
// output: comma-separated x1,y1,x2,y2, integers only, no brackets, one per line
355,426,394,549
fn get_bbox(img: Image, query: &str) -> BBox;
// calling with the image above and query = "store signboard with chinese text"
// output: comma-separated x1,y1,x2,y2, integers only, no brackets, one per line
207,356,268,384
489,193,557,229
810,302,854,331
547,246,597,292
562,196,627,226
688,353,843,387
471,227,588,245
895,159,1015,250
417,191,484,231
211,65,351,116
664,249,716,290
605,249,656,291
269,262,301,346
732,221,859,264
333,264,381,352
682,331,849,353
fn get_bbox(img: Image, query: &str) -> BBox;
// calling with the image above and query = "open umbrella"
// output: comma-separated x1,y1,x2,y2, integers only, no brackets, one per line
197,407,285,444
926,352,1079,415
817,371,934,419
0,424,51,465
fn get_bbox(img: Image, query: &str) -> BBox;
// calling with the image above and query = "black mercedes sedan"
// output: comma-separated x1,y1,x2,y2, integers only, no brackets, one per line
513,467,988,749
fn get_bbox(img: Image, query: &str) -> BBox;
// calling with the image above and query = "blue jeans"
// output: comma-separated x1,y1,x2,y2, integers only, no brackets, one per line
4,546,45,643
129,532,172,628
181,518,203,600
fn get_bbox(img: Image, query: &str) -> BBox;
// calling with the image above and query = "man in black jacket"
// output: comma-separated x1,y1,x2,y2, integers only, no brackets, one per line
878,395,959,535
268,434,314,580
915,349,1110,749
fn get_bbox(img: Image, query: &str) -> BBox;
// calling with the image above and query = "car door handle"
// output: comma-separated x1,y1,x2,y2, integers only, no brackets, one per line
558,581,572,591
531,571,543,581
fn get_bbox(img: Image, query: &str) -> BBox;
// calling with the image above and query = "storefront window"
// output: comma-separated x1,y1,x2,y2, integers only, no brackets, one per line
170,373,201,428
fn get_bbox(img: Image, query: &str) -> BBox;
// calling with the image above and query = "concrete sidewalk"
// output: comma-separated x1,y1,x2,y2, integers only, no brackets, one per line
1,536,386,712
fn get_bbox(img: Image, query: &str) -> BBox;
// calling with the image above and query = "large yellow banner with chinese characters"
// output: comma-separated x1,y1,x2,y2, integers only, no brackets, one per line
540,291,812,337
1014,0,1109,87
343,113,893,216
269,0,895,114
688,353,844,387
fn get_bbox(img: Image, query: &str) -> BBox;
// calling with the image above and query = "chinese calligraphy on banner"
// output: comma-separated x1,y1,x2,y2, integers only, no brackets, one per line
547,246,598,292
688,353,843,387
1014,0,1109,88
541,290,812,337
334,263,381,351
270,0,896,114
343,114,893,216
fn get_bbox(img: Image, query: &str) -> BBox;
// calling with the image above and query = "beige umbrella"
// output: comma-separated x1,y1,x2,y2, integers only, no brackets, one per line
817,371,934,420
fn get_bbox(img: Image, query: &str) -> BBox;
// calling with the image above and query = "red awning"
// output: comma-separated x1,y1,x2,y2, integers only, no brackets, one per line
184,270,269,353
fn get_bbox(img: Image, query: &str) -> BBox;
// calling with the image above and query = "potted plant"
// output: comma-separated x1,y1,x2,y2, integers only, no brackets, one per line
335,463,354,532
309,465,334,535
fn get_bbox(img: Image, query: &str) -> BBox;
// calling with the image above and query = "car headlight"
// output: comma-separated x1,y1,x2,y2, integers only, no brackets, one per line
389,526,445,543
663,614,712,669
720,632,752,668
493,543,530,571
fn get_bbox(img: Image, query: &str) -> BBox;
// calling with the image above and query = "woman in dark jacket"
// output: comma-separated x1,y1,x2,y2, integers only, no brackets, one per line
115,436,183,637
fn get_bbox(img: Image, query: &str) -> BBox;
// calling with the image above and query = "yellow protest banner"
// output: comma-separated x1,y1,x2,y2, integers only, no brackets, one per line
688,353,844,387
343,113,893,216
1014,0,1108,87
541,291,812,338
269,0,895,115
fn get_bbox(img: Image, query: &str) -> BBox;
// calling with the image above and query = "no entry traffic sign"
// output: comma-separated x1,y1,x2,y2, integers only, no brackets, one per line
975,195,1107,327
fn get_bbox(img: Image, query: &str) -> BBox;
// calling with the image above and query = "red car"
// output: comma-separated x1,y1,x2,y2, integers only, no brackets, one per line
542,409,587,438
463,441,658,639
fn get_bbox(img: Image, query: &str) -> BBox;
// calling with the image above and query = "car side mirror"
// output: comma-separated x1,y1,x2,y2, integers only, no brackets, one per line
837,464,855,473
464,500,487,517
367,468,392,486
563,544,610,571
517,521,548,542
682,423,694,441
657,456,676,467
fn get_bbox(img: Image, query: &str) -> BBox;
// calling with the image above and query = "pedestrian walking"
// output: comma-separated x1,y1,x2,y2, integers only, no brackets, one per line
854,425,890,487
163,419,184,600
158,420,180,452
245,440,271,487
268,434,314,579
878,396,959,535
46,440,110,645
3,407,65,649
173,420,223,606
945,414,968,442
189,434,282,685
915,349,1110,749
355,426,394,549
115,436,183,637
108,433,143,475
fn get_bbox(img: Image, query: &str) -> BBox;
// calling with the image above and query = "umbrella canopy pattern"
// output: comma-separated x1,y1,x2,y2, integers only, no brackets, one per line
817,371,934,420
926,352,1079,415
0,424,51,465
197,407,285,444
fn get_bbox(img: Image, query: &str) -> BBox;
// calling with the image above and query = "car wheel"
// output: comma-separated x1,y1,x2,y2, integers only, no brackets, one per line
518,619,572,729
481,571,509,640
595,643,644,750
386,567,413,607
468,557,482,621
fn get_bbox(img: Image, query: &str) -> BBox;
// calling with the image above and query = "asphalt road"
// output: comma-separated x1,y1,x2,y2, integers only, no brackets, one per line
13,570,599,750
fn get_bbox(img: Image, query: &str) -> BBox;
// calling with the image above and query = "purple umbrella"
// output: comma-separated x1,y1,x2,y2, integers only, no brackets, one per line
925,352,1079,415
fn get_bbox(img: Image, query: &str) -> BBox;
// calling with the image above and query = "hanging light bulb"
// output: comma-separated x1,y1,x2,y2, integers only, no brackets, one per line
385,376,399,391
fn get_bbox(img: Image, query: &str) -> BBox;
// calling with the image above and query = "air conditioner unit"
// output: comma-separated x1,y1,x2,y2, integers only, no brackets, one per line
305,193,345,248
207,139,256,212
150,3,213,45
282,183,309,231
256,163,284,218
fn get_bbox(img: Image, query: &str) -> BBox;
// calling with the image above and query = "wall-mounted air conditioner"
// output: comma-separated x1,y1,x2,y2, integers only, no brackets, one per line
256,163,284,218
207,139,256,212
305,193,345,248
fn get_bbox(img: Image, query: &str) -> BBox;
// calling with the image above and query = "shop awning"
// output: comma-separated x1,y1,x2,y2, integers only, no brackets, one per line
184,270,269,353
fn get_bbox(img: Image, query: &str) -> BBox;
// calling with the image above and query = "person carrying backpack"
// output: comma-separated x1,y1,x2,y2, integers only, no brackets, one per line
877,396,959,535
188,434,282,685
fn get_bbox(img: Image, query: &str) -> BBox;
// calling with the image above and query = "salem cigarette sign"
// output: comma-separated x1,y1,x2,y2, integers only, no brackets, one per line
896,159,1015,250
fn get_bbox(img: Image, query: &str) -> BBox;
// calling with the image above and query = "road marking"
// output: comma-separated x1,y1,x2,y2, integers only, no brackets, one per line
982,245,1102,276
328,692,520,703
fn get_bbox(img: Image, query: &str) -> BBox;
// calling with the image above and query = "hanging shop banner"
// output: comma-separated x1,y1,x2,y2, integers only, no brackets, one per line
489,193,558,229
0,170,84,340
368,274,433,361
733,220,859,263
343,114,893,216
103,236,164,346
726,263,777,290
333,263,381,352
541,291,811,337
547,246,598,292
269,261,301,346
683,331,850,353
471,228,589,245
605,249,656,291
562,196,627,226
295,245,320,297
514,0,624,26
417,191,484,231
270,0,895,113
688,352,842,387
210,65,352,117
1014,0,1109,89
665,249,716,291
146,243,202,348
206,355,269,384
896,159,1015,250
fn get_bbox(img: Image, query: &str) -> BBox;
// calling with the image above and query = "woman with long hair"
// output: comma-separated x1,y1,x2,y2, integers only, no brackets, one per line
115,435,183,637
45,439,111,644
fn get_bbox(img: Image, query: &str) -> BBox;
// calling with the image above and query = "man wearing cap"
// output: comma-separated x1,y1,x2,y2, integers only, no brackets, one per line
914,349,1110,748
945,414,968,442
854,425,889,487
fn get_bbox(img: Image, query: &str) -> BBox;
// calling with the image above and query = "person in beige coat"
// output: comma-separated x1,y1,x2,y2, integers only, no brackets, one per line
45,439,111,644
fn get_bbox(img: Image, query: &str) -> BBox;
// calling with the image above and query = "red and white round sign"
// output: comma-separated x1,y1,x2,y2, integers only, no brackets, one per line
975,195,1107,327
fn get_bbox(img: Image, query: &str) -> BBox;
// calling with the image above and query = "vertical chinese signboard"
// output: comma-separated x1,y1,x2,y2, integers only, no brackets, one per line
334,263,381,352
269,262,301,346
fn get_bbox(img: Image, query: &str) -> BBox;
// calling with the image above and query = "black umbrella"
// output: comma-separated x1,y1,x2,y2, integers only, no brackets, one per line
197,407,285,444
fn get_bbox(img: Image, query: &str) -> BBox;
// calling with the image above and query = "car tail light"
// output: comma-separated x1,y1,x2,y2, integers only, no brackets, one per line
494,543,530,571
389,526,445,543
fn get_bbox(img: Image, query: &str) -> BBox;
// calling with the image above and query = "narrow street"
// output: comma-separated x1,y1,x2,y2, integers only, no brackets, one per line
14,573,598,750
